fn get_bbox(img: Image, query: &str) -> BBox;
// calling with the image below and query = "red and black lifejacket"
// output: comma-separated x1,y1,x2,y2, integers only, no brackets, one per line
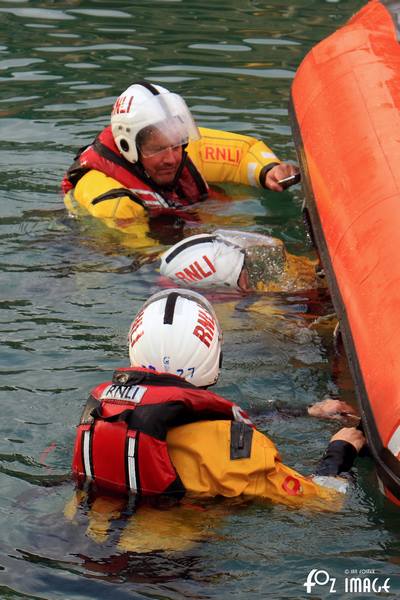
61,126,209,210
72,367,250,497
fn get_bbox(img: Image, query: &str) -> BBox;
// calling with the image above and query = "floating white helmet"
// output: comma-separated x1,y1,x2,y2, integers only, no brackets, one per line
160,233,245,289
128,289,222,387
111,82,200,163
160,230,287,291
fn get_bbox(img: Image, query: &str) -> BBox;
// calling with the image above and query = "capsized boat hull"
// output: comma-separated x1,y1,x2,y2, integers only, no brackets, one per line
290,0,400,504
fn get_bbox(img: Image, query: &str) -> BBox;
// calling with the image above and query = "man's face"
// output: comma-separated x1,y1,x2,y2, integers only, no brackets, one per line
237,267,251,291
139,129,183,187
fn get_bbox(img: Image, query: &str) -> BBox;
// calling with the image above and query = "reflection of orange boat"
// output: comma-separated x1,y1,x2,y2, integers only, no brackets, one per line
290,0,400,505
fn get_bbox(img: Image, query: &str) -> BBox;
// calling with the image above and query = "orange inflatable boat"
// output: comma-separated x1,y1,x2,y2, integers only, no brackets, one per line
290,0,400,505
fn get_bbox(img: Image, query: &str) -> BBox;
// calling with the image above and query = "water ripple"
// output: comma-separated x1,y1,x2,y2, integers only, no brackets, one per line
68,9,132,19
151,64,295,79
0,8,75,20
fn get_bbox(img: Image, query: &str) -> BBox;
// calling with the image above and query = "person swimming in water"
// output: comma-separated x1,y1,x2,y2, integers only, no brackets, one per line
67,289,363,552
61,82,299,247
72,288,364,502
159,229,322,293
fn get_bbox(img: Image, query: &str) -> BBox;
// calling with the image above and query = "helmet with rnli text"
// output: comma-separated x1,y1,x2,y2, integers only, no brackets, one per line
159,233,245,289
128,289,223,387
111,81,201,164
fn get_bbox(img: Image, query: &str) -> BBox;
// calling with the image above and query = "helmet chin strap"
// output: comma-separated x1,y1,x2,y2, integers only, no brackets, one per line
170,147,188,188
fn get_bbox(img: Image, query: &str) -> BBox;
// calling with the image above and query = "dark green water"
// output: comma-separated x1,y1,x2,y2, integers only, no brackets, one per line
1,1,400,598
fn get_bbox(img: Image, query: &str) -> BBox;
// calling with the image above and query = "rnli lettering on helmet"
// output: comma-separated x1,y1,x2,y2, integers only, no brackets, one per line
112,94,134,115
100,384,147,403
202,146,242,165
175,255,216,283
129,310,144,348
193,308,215,348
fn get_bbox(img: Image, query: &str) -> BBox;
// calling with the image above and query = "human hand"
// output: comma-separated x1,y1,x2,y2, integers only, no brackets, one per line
264,163,300,192
330,427,366,453
307,398,359,422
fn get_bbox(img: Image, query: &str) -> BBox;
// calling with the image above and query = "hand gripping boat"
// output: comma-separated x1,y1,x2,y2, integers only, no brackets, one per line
290,0,400,504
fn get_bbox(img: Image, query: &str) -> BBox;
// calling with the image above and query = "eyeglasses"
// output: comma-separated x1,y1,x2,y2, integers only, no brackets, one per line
138,140,186,159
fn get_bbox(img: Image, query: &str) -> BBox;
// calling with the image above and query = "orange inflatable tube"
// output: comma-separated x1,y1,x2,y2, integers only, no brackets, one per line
290,0,400,504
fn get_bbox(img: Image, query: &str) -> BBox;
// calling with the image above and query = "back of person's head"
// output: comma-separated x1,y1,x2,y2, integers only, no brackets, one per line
128,289,222,387
111,81,200,164
160,233,245,289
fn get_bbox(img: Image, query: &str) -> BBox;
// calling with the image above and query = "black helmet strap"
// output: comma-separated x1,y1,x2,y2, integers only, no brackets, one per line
134,80,160,96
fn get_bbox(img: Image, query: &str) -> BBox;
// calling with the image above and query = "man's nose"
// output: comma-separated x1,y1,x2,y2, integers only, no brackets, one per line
164,147,174,158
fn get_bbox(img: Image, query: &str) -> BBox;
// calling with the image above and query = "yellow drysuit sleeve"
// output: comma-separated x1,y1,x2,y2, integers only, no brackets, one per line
187,127,280,187
167,421,340,508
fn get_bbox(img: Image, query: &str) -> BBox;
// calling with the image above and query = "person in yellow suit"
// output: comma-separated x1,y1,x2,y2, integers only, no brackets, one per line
67,289,364,552
62,81,299,246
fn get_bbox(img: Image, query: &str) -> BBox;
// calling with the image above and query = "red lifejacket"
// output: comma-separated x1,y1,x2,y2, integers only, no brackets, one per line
61,126,209,209
72,367,251,497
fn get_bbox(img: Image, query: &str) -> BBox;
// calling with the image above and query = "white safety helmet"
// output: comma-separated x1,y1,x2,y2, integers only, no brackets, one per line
159,233,245,289
111,82,201,164
128,289,222,387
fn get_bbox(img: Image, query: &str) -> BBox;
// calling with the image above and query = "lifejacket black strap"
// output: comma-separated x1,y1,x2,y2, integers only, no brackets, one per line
93,138,142,178
63,144,93,188
79,395,100,425
112,369,199,389
89,401,178,440
185,156,209,200
65,164,90,189
89,403,166,438
91,397,232,441
90,406,133,423
90,188,145,208
160,152,208,205
162,477,186,499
